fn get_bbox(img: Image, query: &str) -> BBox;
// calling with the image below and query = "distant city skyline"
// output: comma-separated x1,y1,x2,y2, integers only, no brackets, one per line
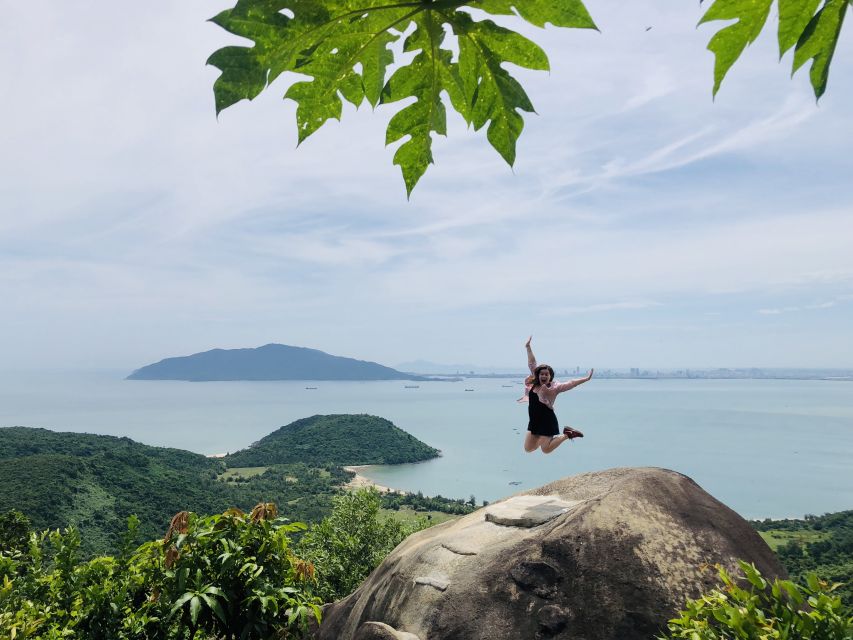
395,359,853,378
1,1,852,371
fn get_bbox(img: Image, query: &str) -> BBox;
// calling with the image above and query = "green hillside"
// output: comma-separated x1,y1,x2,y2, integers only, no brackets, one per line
0,418,442,557
753,510,853,608
224,414,440,467
0,427,349,555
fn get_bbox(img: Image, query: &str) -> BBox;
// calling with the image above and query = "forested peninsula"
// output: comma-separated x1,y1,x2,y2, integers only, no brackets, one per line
224,414,439,466
0,415,440,556
127,343,428,381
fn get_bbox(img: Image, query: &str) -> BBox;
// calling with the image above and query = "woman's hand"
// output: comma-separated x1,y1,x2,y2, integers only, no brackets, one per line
585,369,594,381
525,335,532,348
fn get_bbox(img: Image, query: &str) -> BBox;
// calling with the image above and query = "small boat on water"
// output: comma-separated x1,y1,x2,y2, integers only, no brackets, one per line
404,385,420,388
464,388,474,392
305,386,318,390
501,384,513,387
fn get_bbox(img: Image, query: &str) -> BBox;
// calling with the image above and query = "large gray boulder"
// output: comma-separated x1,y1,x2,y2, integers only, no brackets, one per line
315,467,785,640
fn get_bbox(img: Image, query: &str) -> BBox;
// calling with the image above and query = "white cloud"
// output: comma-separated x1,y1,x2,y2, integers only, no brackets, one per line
758,294,852,315
545,301,663,316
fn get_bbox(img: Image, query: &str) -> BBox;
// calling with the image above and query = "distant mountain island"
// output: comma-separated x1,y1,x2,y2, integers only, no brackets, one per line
128,343,429,382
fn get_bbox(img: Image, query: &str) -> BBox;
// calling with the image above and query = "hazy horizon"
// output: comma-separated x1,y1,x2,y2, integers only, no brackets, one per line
1,344,851,378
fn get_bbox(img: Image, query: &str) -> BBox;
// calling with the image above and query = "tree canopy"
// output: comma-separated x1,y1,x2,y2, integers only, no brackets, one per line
208,0,849,194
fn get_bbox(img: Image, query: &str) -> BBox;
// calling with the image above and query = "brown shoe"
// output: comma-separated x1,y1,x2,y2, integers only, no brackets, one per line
563,427,584,439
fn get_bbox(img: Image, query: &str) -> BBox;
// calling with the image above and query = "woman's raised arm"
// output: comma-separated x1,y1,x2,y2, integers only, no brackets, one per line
525,335,537,374
551,369,594,394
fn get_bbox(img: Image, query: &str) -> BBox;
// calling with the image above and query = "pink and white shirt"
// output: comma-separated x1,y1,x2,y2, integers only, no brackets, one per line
517,355,583,410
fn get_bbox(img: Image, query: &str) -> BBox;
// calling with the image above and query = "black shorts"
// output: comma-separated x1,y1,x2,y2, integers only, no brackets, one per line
527,415,560,436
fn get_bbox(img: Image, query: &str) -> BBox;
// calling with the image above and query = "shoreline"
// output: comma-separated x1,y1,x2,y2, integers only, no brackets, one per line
343,465,403,494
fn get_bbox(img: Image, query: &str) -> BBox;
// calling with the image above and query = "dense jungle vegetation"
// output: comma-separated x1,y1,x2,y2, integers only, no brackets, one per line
0,489,419,639
754,510,853,608
0,417,442,557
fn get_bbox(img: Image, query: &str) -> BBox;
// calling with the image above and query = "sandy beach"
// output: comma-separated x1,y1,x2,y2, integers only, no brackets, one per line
343,465,399,493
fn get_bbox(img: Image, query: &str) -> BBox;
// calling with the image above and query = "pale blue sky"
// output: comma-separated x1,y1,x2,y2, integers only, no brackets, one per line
1,1,852,371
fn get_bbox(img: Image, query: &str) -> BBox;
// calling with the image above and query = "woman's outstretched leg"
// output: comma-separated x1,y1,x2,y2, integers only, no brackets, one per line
524,432,571,454
523,432,542,452
540,434,570,454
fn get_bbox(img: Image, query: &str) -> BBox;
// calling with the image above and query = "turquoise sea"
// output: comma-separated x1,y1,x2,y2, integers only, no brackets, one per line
1,370,851,519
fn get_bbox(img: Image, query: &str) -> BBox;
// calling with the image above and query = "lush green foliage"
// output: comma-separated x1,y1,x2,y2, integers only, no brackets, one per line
0,422,455,558
0,428,351,556
659,561,853,640
0,506,320,640
224,414,440,467
207,0,597,194
208,0,848,194
754,510,853,609
297,488,426,603
381,489,479,515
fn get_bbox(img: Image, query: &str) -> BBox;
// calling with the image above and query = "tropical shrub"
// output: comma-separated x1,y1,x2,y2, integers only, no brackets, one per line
659,560,853,640
0,526,132,640
0,504,320,640
297,488,427,603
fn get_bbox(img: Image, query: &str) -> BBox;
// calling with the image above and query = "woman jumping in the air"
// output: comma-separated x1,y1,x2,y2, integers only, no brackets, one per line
519,336,593,454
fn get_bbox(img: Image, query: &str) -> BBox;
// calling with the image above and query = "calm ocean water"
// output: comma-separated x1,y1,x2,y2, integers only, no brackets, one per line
1,370,851,519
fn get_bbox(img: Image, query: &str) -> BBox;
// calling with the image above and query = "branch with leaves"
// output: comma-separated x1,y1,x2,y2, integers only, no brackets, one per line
208,0,850,195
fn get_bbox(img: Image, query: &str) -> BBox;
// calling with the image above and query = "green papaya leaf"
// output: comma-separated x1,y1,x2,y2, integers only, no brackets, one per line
283,7,407,143
209,0,850,195
778,0,822,54
699,0,774,96
451,12,545,166
792,0,848,99
382,12,450,196
208,0,597,194
475,0,598,29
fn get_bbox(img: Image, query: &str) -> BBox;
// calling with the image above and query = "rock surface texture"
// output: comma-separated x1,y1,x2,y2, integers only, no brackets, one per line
315,467,785,640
